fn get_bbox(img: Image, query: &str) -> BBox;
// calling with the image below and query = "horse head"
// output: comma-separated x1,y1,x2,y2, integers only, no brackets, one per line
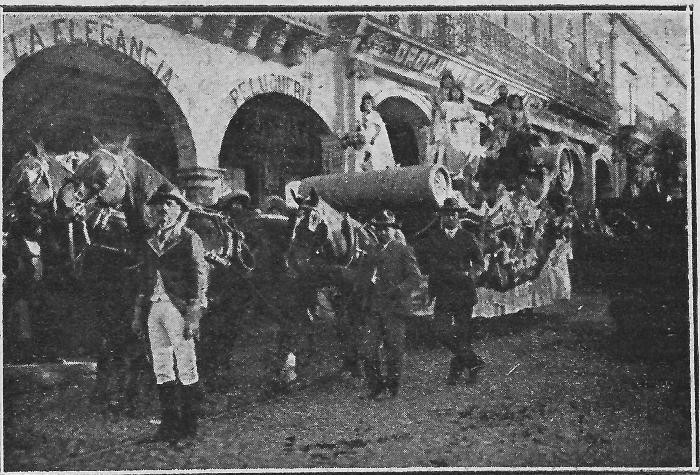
289,188,373,272
60,135,132,219
4,139,71,210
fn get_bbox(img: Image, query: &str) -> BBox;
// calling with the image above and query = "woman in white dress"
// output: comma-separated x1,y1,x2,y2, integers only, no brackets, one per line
443,85,480,176
429,71,455,165
356,93,396,172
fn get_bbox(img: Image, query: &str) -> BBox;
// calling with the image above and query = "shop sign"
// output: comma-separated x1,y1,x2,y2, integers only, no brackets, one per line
228,73,312,108
353,26,448,78
4,18,176,88
352,23,516,101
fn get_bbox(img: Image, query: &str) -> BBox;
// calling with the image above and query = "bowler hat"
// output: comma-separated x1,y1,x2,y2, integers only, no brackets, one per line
370,209,401,228
147,183,190,209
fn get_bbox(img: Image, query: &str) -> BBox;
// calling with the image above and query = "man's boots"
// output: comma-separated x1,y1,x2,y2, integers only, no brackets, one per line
446,356,463,386
180,382,202,439
385,360,401,397
154,381,180,443
363,360,384,399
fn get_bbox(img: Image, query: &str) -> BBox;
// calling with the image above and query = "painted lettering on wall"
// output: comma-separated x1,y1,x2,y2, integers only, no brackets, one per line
4,18,176,88
228,73,312,108
353,24,519,100
354,27,448,78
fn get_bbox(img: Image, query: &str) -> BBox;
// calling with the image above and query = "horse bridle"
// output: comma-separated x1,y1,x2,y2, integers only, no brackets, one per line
291,205,363,268
69,147,131,209
16,158,57,211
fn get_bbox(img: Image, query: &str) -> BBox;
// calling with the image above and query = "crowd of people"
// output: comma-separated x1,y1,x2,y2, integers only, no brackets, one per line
127,181,490,445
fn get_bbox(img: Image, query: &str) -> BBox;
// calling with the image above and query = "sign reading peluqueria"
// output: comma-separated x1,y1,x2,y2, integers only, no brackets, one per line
3,18,176,88
228,73,313,108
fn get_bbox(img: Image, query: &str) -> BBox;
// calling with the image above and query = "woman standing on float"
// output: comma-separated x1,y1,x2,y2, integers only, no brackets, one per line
356,92,396,171
443,84,480,177
430,70,455,165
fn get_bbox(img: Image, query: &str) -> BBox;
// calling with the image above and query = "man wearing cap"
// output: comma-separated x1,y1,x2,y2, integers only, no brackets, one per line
361,209,422,399
131,183,208,443
417,197,485,386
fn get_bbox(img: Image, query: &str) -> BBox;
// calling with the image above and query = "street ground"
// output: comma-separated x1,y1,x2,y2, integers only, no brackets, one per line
3,286,693,471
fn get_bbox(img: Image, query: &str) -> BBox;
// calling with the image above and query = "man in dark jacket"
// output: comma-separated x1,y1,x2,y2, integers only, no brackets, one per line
418,197,485,385
361,209,422,399
131,184,208,443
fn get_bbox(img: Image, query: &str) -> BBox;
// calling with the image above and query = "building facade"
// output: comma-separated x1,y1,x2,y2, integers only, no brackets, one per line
2,11,688,208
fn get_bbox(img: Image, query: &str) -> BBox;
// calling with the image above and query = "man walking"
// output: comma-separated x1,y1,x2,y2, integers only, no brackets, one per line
132,184,208,443
361,209,422,399
418,197,485,386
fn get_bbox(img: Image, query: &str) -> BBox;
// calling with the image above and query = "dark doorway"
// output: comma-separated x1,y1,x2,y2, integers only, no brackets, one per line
219,92,330,206
376,97,430,167
595,159,614,203
3,43,186,180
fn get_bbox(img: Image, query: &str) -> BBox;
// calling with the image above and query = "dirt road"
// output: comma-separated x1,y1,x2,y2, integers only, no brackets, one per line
3,290,692,470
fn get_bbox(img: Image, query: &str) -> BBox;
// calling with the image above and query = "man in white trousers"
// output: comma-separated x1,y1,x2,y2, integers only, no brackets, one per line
132,183,208,444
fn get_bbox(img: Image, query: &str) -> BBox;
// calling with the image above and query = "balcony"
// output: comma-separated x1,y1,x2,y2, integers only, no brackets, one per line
372,13,615,128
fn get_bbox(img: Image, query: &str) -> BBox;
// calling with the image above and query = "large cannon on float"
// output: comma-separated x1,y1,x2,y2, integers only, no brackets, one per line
296,144,577,318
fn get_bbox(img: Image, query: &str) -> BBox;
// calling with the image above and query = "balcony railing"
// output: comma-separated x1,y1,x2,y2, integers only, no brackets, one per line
373,13,615,127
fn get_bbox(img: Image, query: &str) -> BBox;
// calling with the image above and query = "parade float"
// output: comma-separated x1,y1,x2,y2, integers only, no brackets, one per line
297,128,578,319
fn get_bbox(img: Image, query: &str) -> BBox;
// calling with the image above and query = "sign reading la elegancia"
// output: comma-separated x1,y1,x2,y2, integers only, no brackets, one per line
3,18,176,88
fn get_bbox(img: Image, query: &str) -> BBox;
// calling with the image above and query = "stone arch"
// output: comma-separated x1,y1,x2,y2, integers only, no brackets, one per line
2,15,196,171
372,87,432,119
376,96,431,167
218,92,332,205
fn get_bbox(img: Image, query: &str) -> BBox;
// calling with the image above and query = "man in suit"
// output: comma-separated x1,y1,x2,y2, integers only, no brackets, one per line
361,209,422,399
131,184,208,443
418,197,485,386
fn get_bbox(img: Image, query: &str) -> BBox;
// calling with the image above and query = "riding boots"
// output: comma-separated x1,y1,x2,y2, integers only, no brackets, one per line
154,381,180,443
180,382,202,439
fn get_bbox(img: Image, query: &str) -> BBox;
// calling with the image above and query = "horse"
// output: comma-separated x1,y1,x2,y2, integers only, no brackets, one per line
287,188,379,377
56,136,253,411
3,140,77,362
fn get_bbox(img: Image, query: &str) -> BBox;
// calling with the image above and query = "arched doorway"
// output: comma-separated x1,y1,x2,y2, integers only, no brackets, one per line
3,43,192,180
376,97,430,167
594,159,614,203
219,92,331,205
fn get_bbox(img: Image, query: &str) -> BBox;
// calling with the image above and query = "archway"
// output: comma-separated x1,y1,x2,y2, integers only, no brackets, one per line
2,42,193,180
376,96,430,167
594,159,614,203
219,92,331,205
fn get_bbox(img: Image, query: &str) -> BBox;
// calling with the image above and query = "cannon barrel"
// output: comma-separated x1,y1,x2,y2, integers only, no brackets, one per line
298,164,451,211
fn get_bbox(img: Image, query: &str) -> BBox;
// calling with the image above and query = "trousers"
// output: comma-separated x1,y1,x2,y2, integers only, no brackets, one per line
148,299,198,385
435,302,478,370
359,312,406,388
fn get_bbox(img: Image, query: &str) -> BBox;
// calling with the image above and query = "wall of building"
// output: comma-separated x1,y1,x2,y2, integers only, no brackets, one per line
3,13,344,203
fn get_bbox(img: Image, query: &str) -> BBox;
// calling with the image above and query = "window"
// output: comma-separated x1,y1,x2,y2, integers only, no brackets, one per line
503,13,508,29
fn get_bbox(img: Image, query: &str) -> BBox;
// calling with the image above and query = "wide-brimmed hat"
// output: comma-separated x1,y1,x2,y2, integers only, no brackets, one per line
147,183,190,209
370,209,401,228
436,197,470,214
215,189,251,209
